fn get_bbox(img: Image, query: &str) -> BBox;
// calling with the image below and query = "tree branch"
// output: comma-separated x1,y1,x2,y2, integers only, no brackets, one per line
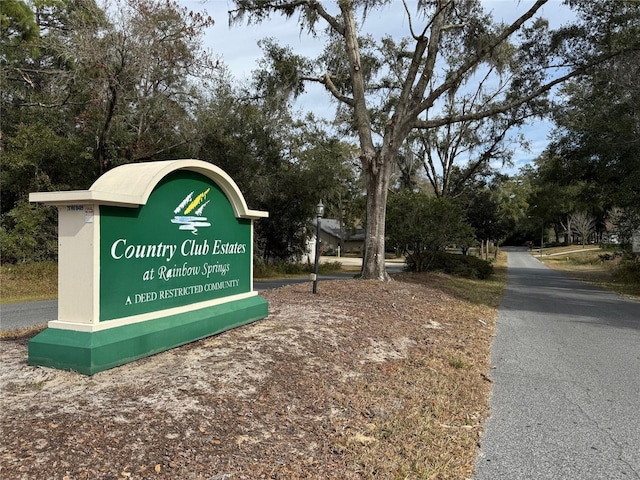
410,0,549,120
412,62,587,129
300,73,355,106
229,0,343,35
308,0,343,35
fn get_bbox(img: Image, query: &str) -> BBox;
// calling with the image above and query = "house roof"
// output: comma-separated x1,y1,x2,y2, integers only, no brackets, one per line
313,218,365,241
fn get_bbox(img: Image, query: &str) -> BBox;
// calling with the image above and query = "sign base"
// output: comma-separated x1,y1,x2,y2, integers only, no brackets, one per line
28,295,268,375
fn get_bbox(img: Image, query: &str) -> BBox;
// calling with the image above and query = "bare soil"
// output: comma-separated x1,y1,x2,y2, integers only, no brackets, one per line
1,277,497,479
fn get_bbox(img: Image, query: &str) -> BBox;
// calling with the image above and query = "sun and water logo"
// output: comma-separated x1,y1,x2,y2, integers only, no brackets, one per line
171,188,212,235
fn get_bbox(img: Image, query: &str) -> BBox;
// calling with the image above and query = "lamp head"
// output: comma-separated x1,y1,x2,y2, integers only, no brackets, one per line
316,201,324,218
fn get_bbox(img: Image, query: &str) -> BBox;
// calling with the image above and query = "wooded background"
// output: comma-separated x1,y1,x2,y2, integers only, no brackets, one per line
2,0,639,276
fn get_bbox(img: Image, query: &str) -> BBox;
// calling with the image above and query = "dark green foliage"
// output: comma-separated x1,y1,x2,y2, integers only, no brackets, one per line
0,0,39,42
1,122,95,209
0,202,57,263
255,185,320,262
459,185,510,245
1,0,218,264
194,80,360,263
426,252,494,280
536,1,640,241
386,191,476,273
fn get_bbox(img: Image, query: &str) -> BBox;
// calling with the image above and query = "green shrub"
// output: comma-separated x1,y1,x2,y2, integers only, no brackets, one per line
426,252,494,279
386,191,476,272
253,259,343,278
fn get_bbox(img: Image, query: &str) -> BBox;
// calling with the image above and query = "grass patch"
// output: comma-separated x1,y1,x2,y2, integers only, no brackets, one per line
448,357,468,369
0,262,57,304
253,259,344,278
539,248,640,299
541,245,600,255
395,251,507,310
0,323,46,340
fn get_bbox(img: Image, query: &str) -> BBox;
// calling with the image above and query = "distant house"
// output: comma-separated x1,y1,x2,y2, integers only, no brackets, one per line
305,218,365,261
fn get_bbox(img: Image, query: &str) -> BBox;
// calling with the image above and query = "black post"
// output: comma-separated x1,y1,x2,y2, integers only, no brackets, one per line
313,201,324,294
313,217,320,294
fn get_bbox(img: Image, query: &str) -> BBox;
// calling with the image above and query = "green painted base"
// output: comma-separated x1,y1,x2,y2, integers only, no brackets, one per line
28,295,268,375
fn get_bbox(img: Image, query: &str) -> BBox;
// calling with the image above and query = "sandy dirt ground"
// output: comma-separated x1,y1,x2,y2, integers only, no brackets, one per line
1,277,496,479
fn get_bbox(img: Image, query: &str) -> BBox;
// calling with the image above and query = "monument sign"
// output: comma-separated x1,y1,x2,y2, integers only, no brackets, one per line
28,160,268,375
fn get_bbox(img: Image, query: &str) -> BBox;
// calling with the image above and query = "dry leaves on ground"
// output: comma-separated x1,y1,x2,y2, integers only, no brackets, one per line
1,276,497,479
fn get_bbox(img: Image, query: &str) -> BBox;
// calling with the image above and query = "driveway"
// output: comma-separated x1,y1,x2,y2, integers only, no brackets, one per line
475,247,640,479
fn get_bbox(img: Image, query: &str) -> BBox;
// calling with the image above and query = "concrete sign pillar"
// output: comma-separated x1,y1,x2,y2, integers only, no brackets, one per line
28,160,268,375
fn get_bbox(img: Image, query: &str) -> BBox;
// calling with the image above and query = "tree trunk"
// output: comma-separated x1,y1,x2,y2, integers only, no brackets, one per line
361,152,393,281
339,1,394,280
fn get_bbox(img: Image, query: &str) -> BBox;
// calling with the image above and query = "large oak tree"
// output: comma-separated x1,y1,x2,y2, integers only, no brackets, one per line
229,0,639,280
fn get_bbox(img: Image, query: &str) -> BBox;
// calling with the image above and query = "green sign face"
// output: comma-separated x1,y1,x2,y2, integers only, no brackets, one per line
100,170,251,321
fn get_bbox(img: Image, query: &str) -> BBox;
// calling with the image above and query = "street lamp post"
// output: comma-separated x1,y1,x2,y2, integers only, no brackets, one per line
313,201,324,294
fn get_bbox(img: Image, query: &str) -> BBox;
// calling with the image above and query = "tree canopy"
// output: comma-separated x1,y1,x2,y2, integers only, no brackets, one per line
527,1,640,248
229,0,640,279
0,0,362,263
3,0,639,267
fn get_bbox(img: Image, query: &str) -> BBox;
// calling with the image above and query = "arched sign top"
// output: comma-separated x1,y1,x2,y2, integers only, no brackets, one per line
30,159,268,220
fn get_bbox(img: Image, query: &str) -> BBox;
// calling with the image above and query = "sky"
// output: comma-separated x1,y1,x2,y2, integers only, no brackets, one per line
180,0,576,175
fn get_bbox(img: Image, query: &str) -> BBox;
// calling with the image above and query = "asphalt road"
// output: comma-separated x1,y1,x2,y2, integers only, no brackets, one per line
0,299,59,330
0,278,339,331
475,247,640,480
0,262,404,331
